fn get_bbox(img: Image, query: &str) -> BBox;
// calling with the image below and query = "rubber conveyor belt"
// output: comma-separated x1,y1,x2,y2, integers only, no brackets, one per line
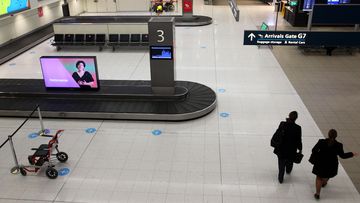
0,24,54,65
0,79,216,121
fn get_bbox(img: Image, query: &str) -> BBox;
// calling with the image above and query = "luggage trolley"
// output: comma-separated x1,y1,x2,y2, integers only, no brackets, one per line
20,130,68,179
151,0,176,15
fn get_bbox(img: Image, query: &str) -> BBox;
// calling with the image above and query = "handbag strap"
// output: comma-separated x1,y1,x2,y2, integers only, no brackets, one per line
279,121,286,132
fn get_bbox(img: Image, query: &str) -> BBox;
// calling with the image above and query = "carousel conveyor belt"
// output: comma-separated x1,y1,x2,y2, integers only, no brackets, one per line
0,24,54,65
0,79,216,121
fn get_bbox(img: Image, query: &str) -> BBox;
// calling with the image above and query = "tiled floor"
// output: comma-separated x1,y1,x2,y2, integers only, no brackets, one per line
0,1,359,202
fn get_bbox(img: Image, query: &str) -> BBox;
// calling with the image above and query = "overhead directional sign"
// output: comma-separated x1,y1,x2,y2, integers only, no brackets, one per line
244,30,360,46
228,0,239,22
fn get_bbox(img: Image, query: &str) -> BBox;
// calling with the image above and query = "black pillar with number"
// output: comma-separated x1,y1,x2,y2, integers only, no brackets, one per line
148,17,176,95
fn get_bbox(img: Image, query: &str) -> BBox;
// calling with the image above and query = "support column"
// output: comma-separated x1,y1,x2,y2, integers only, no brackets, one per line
148,17,176,95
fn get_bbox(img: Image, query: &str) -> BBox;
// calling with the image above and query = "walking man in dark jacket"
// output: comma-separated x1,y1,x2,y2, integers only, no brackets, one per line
273,111,302,183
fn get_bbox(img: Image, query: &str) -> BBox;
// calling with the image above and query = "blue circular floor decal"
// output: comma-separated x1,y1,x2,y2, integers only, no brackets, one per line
152,130,162,136
44,129,50,134
201,46,207,49
220,112,230,118
30,51,35,54
85,128,97,134
218,88,226,93
9,63,16,67
58,168,70,176
28,133,39,139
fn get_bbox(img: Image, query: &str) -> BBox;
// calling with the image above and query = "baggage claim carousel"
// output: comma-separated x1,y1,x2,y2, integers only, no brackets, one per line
0,15,215,121
0,79,216,121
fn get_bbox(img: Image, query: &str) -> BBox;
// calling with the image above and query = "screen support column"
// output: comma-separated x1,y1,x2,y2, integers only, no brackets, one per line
148,17,176,95
307,4,314,31
62,0,70,17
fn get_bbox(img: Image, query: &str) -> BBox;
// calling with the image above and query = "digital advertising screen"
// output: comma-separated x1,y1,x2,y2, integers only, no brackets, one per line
40,56,100,90
303,0,352,10
0,0,30,17
289,0,298,6
327,0,340,4
303,0,315,10
150,46,173,60
329,0,351,3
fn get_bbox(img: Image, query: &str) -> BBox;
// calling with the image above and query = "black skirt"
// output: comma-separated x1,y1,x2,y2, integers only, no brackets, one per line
312,160,338,178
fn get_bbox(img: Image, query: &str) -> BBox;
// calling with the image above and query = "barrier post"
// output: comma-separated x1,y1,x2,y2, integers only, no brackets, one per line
9,136,20,174
0,105,46,175
37,106,46,136
274,1,281,31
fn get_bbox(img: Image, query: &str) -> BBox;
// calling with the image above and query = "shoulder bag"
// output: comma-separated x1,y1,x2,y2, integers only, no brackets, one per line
271,122,285,148
294,152,304,164
309,152,318,165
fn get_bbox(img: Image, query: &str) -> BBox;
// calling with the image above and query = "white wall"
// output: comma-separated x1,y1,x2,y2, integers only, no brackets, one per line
116,0,149,12
0,0,85,45
85,0,150,12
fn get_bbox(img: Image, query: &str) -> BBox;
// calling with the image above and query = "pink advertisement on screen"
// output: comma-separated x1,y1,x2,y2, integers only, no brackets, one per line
40,57,99,89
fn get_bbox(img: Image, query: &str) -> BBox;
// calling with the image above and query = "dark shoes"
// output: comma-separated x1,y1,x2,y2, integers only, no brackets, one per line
322,182,327,187
278,177,283,184
286,165,293,174
314,194,320,200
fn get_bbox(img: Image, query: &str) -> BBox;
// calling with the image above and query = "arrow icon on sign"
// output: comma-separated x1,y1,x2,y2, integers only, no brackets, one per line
248,33,256,41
